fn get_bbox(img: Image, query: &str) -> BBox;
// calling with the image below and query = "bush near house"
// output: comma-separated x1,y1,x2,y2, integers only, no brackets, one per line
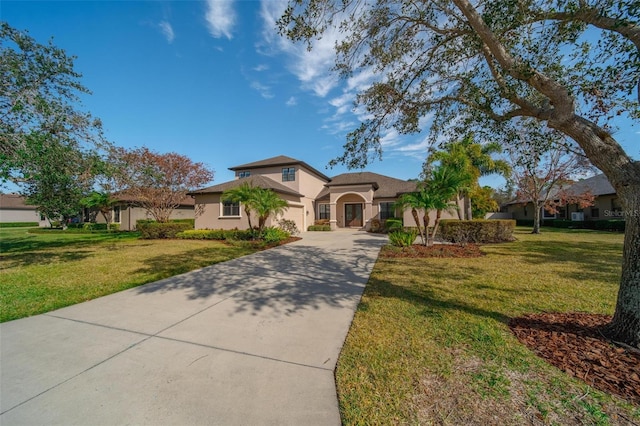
176,229,255,240
137,222,193,239
0,222,38,228
308,225,332,231
439,219,516,244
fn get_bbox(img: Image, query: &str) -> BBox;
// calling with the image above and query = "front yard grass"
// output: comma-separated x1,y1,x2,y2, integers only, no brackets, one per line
337,227,639,424
0,227,259,322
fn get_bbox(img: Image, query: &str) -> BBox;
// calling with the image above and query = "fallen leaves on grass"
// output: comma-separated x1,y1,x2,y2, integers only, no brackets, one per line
380,243,484,259
509,312,640,405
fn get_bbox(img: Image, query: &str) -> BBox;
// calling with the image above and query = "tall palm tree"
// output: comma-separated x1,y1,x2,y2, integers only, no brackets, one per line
426,135,511,219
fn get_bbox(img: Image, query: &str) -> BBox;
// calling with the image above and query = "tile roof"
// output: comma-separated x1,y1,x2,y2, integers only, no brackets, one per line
317,172,417,199
0,194,36,210
188,175,304,197
228,155,330,181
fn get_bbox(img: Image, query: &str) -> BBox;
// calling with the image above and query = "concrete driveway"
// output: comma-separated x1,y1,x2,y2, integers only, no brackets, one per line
0,230,387,425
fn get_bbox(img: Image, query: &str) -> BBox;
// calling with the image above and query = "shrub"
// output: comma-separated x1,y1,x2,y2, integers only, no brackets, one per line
261,227,290,244
388,229,418,247
308,225,331,231
278,219,300,236
369,219,382,233
0,222,39,228
176,228,256,240
439,220,516,244
138,222,193,239
384,218,403,232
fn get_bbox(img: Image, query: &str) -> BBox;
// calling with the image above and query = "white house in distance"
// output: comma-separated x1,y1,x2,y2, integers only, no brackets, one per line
189,155,464,231
0,194,46,226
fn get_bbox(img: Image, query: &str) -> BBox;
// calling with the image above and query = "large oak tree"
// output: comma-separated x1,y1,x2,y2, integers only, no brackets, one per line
279,0,640,347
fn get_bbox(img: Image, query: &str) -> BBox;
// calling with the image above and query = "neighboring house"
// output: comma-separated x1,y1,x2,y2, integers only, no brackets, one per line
88,194,196,231
190,155,464,231
503,173,622,221
0,194,46,226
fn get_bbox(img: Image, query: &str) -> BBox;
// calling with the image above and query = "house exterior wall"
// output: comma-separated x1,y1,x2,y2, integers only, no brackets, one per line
329,186,375,229
194,193,305,231
505,194,622,222
0,208,41,223
93,204,195,231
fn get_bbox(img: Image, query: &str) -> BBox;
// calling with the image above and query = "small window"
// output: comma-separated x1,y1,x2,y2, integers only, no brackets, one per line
223,201,240,216
591,208,600,218
282,167,295,182
379,202,394,220
238,171,250,178
318,204,330,220
113,206,121,223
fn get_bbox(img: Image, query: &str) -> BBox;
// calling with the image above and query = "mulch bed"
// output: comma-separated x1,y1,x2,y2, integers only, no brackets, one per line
380,243,484,258
509,313,640,405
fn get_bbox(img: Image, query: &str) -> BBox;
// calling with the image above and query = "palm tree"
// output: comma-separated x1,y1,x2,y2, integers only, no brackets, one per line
252,188,289,237
426,135,511,219
222,182,257,231
396,164,471,246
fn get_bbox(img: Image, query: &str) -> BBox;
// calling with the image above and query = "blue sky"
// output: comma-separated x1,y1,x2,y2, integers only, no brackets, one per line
2,1,638,189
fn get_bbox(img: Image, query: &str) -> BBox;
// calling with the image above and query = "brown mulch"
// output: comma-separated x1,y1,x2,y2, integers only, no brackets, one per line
509,313,640,405
380,243,484,258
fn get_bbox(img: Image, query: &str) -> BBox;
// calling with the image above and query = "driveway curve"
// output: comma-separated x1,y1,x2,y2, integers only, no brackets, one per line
1,230,387,425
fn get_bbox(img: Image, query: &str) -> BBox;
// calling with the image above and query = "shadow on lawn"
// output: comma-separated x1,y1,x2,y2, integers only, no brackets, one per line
489,238,622,282
0,250,94,268
134,234,387,316
365,273,509,324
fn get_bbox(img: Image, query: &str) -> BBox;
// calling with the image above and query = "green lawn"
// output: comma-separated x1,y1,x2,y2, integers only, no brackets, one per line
0,227,259,322
336,227,639,424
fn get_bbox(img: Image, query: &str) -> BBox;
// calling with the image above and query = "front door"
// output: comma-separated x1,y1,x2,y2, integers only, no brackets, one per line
345,204,363,227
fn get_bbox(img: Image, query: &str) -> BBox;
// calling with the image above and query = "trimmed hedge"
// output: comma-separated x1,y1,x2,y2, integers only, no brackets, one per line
439,219,516,244
0,222,38,228
308,225,331,231
176,229,254,240
138,222,193,239
516,219,625,232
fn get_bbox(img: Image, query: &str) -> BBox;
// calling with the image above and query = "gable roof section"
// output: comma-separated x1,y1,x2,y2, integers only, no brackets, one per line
318,172,417,199
189,175,304,198
229,155,330,181
563,173,615,197
0,194,37,210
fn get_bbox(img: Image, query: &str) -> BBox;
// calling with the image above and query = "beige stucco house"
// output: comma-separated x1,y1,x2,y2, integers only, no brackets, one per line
190,155,464,231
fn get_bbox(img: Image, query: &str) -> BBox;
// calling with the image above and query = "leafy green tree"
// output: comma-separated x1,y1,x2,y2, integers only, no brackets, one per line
279,0,640,346
1,23,108,224
81,191,118,230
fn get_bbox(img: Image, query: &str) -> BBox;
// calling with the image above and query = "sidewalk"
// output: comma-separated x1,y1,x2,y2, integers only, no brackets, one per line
0,230,387,425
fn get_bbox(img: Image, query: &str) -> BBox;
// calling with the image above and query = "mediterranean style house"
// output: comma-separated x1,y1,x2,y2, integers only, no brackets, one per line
189,155,464,231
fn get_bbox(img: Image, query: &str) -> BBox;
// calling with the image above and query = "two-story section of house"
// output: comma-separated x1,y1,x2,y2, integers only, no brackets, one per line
190,155,329,232
190,155,465,232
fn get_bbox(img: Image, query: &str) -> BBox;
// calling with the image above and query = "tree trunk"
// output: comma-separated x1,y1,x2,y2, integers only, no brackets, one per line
553,117,640,348
422,213,431,246
411,208,425,245
431,210,443,246
532,203,541,234
465,195,472,220
603,185,640,348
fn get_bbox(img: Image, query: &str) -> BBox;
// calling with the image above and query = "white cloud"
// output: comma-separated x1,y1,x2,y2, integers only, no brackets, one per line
250,81,274,99
286,96,297,106
158,21,174,43
254,64,269,72
205,0,236,40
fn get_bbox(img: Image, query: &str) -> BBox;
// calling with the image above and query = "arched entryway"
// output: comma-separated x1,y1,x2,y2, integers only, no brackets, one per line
335,193,367,228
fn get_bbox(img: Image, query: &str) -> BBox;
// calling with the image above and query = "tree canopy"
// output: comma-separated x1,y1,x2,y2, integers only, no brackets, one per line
279,0,640,346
